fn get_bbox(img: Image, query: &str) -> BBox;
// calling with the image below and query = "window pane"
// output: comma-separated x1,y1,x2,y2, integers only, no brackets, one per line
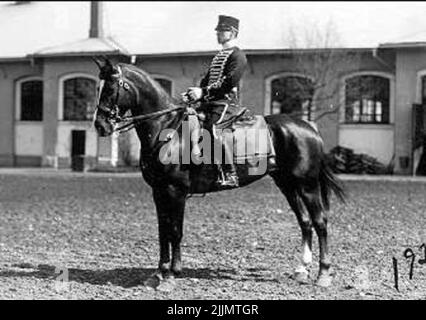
376,102,382,122
63,77,96,121
353,101,360,122
20,80,43,121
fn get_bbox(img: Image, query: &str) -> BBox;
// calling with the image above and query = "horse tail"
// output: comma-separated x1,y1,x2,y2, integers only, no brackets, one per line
319,157,347,211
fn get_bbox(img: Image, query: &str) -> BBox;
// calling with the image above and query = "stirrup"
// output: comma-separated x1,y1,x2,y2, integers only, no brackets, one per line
217,172,239,187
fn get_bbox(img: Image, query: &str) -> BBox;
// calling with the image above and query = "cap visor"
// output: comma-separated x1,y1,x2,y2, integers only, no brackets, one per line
215,26,232,31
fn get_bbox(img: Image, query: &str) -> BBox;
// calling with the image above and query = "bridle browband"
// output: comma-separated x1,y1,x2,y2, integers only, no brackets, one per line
96,65,187,134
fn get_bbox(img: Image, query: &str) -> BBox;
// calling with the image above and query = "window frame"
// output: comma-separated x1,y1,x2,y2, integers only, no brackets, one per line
151,74,174,97
344,75,390,124
340,71,395,125
58,73,99,121
15,76,44,122
415,69,426,105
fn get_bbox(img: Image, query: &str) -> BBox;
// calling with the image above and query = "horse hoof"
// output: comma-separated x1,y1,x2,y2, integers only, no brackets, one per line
294,270,310,284
156,276,177,293
143,272,163,289
171,266,182,277
159,262,171,273
316,274,333,288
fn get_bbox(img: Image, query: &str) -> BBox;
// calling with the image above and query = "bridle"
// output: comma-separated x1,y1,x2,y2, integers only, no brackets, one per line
96,65,187,134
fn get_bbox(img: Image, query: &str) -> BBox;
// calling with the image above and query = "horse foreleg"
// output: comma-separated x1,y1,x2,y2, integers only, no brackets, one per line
153,185,186,277
170,192,186,276
153,188,172,275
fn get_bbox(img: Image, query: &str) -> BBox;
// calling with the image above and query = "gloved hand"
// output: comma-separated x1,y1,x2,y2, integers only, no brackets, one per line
186,87,203,102
181,92,190,103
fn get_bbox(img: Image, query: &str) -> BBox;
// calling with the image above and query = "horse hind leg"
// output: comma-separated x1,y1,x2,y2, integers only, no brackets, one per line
271,175,313,284
299,182,332,288
289,192,313,284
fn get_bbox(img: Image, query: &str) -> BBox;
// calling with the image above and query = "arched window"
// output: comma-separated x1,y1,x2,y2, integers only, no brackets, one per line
63,77,97,121
345,75,390,124
154,77,173,96
270,76,314,121
17,79,43,121
421,76,426,105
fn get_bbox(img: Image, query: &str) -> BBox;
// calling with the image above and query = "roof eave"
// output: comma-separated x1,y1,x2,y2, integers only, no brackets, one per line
28,36,131,59
0,56,31,63
132,47,376,58
246,47,376,55
27,49,130,59
379,42,426,49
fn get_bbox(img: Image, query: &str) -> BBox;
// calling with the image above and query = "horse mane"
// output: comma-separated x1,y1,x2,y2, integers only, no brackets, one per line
118,63,182,107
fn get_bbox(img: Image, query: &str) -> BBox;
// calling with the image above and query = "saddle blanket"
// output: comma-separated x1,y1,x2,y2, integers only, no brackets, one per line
214,115,276,163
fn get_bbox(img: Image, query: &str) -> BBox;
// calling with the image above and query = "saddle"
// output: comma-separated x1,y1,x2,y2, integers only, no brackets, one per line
195,102,277,168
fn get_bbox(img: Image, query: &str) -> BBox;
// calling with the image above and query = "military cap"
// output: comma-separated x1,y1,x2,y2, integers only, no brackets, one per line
215,15,239,32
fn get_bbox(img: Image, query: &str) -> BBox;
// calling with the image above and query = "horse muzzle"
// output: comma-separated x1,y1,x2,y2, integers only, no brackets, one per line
94,117,114,137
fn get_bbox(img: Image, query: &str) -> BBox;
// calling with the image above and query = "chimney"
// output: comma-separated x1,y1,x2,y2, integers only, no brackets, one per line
89,1,104,38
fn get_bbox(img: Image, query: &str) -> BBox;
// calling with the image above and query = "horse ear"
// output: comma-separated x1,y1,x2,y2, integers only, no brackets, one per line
91,56,104,69
100,55,121,76
102,55,113,67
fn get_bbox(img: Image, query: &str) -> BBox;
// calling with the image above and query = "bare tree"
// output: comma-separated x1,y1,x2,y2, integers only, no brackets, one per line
278,19,362,122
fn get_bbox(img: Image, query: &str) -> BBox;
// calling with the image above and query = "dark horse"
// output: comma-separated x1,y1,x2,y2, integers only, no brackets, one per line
93,57,346,288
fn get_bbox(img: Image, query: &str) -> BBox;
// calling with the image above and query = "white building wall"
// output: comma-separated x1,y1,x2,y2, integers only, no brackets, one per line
56,123,98,158
339,125,394,164
14,123,44,155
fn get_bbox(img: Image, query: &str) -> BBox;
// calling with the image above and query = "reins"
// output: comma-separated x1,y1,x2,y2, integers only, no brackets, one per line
114,105,187,134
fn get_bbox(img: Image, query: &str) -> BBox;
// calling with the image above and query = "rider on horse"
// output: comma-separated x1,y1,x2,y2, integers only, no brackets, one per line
183,15,248,188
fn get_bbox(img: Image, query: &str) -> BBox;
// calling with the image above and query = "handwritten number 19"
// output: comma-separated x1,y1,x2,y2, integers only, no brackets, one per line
393,243,426,291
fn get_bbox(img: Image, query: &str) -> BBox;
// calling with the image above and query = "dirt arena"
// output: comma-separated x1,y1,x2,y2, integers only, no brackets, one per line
0,171,425,299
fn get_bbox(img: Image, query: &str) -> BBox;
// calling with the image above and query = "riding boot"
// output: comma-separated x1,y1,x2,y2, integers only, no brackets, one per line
216,141,239,188
188,114,201,157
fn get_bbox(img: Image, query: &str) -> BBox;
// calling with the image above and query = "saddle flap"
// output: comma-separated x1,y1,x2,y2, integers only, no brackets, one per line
230,116,275,161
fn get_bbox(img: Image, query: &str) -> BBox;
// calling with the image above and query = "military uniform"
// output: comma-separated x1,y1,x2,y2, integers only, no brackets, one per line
187,15,247,187
200,46,247,105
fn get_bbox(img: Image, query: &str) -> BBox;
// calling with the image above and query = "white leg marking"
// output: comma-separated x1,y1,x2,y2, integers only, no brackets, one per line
295,265,308,274
302,241,312,265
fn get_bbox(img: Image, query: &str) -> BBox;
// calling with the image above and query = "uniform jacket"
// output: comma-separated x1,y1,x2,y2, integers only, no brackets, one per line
200,46,247,102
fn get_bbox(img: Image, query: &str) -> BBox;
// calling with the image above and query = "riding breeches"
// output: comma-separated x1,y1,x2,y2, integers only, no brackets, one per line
187,113,234,166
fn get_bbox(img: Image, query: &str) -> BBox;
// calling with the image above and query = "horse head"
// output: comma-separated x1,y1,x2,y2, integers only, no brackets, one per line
92,56,176,137
92,56,134,137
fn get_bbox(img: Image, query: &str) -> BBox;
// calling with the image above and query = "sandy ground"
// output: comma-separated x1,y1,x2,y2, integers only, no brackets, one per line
0,172,425,300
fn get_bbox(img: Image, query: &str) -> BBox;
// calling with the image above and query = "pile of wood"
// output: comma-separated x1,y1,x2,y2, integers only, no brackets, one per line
325,146,393,175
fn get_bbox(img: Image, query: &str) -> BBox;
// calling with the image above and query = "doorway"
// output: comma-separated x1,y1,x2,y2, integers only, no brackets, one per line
71,130,86,171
